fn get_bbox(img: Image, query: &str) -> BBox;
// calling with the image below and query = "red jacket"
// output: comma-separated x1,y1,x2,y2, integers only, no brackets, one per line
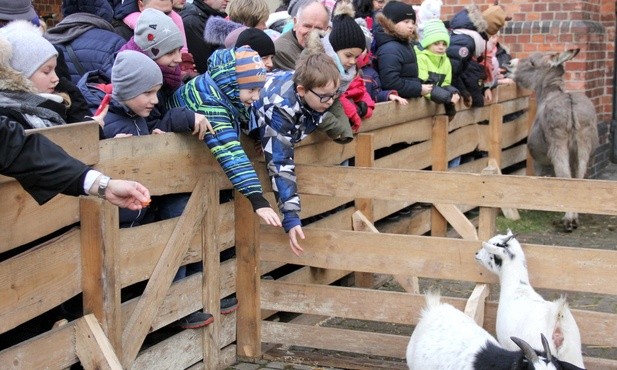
340,74,375,131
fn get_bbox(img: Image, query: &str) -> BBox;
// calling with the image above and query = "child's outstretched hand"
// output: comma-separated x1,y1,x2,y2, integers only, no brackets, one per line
421,84,433,96
193,113,215,141
256,206,282,227
451,93,460,104
388,94,408,105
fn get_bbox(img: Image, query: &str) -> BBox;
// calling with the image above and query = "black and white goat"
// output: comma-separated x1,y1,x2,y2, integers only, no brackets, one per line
475,231,585,368
406,293,584,370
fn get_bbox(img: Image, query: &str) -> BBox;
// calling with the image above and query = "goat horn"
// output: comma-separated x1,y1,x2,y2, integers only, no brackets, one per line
511,336,540,363
504,233,518,243
540,334,553,362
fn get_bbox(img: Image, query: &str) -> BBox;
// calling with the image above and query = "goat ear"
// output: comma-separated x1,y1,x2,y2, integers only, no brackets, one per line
550,49,580,67
482,242,505,255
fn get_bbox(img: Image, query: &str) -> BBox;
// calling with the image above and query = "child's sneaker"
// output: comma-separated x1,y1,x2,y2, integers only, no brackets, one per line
220,297,239,315
175,311,214,329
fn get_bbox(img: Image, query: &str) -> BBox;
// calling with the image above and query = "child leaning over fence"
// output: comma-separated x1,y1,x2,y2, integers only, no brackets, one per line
248,52,341,256
416,19,460,121
167,46,282,227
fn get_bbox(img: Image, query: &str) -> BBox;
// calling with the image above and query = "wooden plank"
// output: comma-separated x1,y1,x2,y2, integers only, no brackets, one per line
260,227,617,296
526,95,538,176
582,357,617,370
294,165,617,216
353,135,375,288
121,259,236,332
235,189,262,358
121,176,210,367
262,280,429,324
262,321,408,359
96,134,225,195
263,346,407,370
0,322,78,369
433,204,478,240
0,230,82,334
464,284,490,325
352,211,418,293
361,96,439,129
486,159,520,220
131,318,236,370
0,181,80,252
75,315,123,370
80,198,122,354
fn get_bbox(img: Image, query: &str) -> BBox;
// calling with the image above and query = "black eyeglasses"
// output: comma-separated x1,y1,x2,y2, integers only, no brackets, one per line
309,88,342,103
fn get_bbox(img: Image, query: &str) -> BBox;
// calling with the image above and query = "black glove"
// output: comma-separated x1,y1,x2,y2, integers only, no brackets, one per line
444,103,457,121
356,101,368,117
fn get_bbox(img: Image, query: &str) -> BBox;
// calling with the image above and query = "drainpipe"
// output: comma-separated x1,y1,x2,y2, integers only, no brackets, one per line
611,9,617,162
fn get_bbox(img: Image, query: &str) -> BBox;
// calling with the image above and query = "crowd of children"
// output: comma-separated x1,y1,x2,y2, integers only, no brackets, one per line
0,0,513,331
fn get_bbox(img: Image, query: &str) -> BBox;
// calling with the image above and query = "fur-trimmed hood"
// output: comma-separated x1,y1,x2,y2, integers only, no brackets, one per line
0,26,36,92
449,4,487,34
203,16,244,46
375,12,417,44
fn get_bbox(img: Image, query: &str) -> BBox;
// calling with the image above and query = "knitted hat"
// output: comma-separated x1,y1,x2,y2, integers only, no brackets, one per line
382,1,416,24
234,46,266,90
134,8,184,59
420,19,449,48
112,50,163,101
0,0,38,22
235,28,276,57
329,14,367,52
0,20,58,78
482,5,507,36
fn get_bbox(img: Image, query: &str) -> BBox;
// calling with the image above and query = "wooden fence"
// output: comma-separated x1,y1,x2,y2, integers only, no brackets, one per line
2,84,612,369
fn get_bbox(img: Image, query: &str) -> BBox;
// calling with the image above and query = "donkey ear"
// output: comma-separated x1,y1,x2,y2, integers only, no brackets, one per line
550,49,580,67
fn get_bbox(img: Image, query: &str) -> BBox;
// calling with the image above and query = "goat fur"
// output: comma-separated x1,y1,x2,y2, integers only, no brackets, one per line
406,292,583,370
509,49,599,231
475,231,585,368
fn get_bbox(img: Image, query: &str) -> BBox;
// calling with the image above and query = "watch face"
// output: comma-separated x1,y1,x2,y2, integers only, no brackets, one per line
98,176,110,199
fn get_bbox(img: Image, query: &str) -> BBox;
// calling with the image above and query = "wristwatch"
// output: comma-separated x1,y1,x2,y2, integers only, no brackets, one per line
97,175,111,199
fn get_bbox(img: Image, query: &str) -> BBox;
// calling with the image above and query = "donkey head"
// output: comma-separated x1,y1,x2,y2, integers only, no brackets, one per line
506,49,580,90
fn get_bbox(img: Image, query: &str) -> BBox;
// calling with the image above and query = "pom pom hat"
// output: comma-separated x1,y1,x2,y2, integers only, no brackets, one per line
234,46,267,90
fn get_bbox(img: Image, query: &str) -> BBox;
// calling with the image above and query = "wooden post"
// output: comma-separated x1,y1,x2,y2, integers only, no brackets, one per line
203,178,220,369
80,198,122,359
235,189,261,359
431,115,449,236
478,165,499,240
488,103,504,164
75,314,123,370
526,94,538,176
354,134,375,288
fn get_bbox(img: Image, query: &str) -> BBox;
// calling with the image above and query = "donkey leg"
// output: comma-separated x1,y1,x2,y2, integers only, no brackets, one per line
549,142,576,231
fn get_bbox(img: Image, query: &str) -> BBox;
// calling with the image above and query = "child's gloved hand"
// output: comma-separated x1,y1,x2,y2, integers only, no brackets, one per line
356,101,368,117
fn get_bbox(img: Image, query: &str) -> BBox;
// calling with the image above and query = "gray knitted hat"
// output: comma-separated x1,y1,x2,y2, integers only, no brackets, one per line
0,20,58,78
134,8,183,59
112,50,163,101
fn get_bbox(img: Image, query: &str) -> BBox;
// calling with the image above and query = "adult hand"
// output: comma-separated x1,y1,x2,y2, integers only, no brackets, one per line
91,178,151,210
256,206,282,227
288,225,305,256
193,113,215,141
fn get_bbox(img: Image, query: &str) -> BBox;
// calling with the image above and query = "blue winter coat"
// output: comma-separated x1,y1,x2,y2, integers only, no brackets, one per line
45,13,125,85
248,71,326,232
373,13,422,99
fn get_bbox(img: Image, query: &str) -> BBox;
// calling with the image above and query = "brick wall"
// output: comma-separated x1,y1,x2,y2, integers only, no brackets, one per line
32,0,62,28
442,0,616,177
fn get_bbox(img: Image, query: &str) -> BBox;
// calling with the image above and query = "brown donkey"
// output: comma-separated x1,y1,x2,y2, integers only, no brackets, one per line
509,49,599,231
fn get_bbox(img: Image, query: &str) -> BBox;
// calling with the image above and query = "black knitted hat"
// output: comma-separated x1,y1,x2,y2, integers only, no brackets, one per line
235,28,275,57
382,1,416,24
329,13,367,52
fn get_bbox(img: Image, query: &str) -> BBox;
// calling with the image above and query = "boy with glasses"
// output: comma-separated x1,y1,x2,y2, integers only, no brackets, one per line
248,52,341,256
